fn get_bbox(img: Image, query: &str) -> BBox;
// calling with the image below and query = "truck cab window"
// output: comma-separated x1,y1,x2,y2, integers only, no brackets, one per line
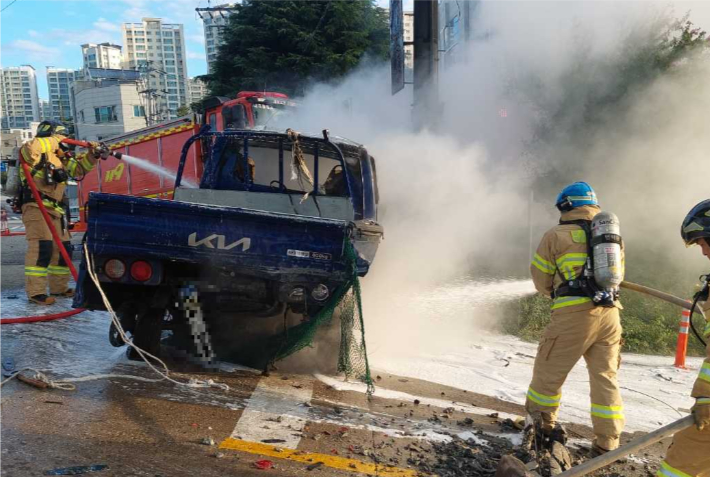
223,105,247,130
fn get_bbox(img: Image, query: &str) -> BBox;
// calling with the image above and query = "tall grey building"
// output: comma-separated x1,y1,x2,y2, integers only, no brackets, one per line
188,77,208,104
0,65,40,129
82,43,123,70
47,67,80,121
39,99,50,120
197,4,235,73
122,18,189,121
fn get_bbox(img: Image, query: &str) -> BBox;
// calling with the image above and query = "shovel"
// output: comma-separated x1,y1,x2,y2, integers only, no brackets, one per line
495,415,694,477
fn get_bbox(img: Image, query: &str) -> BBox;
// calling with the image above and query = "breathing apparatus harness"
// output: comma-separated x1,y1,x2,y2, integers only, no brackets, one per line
551,219,621,308
688,273,709,347
7,139,112,216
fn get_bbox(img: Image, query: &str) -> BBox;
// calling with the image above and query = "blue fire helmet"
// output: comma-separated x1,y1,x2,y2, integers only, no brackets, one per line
555,182,598,211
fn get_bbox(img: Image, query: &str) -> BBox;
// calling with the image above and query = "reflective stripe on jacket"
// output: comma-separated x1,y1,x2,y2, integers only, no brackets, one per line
530,205,624,315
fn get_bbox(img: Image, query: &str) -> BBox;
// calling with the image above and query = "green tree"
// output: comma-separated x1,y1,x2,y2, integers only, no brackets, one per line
176,105,191,117
206,0,389,97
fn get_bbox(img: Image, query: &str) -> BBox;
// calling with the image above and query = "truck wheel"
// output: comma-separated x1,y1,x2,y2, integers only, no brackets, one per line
127,308,164,361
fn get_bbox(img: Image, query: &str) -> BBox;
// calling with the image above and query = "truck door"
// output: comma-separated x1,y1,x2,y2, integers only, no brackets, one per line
222,105,247,130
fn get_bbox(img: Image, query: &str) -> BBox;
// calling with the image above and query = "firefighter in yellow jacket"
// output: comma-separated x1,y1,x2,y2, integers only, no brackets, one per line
658,200,710,477
526,182,625,455
19,121,100,305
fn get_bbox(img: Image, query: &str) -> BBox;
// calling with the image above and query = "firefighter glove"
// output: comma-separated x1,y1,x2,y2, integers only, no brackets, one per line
692,399,710,431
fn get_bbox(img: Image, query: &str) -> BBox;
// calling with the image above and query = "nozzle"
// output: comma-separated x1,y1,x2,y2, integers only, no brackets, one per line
112,151,123,160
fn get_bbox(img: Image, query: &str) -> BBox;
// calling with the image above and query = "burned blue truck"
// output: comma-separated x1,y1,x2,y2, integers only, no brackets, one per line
73,129,383,366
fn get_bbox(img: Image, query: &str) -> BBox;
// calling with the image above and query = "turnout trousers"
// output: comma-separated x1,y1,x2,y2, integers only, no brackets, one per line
657,426,710,477
22,205,71,298
525,306,624,450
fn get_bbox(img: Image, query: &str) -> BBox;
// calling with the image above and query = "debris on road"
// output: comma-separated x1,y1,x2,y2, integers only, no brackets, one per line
44,465,108,475
2,357,15,377
200,437,216,446
253,459,274,470
306,461,325,471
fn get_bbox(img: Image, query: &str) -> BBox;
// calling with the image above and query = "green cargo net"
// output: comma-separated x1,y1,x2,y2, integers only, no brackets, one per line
272,241,374,394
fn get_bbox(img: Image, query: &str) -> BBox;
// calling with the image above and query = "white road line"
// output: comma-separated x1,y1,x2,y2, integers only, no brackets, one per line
229,376,313,449
315,373,522,422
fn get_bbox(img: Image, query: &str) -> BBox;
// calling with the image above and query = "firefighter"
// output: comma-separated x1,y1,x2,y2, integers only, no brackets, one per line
525,182,625,455
659,200,710,477
19,121,100,305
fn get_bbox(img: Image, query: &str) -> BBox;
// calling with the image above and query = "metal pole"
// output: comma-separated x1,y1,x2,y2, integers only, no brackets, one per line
413,0,439,130
555,416,693,477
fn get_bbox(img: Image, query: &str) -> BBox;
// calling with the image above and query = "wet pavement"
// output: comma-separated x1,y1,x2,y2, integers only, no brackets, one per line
0,235,668,477
1,282,529,477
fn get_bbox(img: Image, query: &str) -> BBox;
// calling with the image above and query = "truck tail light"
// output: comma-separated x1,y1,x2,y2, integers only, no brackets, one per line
104,259,126,280
130,261,153,282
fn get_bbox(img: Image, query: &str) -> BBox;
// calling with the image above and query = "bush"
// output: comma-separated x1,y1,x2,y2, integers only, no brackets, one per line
501,286,707,357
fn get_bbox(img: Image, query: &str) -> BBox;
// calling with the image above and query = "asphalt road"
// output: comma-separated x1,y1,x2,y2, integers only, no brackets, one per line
0,229,665,477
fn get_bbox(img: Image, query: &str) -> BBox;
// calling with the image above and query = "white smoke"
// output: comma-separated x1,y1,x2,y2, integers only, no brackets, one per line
281,1,710,359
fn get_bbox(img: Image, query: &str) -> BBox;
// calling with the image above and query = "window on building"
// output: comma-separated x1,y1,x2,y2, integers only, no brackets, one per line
164,46,174,51
94,106,117,123
163,38,173,44
133,105,145,117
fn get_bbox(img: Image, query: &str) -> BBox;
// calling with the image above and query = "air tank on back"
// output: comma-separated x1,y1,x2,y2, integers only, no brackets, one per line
591,211,623,291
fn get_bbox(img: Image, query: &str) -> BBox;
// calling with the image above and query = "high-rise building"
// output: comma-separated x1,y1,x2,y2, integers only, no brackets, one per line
47,67,80,121
197,4,235,73
122,18,189,121
188,77,208,104
81,43,123,70
0,65,40,129
39,99,51,120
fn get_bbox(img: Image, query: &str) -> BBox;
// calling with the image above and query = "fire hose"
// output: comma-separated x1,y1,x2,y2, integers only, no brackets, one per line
0,160,85,325
0,140,124,325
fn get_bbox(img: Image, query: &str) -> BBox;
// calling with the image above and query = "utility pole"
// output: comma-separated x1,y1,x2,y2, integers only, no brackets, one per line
412,0,439,131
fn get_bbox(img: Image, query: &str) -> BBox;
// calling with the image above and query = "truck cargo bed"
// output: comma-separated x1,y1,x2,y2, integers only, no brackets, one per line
85,192,354,280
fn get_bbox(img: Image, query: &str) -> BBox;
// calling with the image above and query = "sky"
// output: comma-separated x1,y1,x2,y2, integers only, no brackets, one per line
0,0,403,101
0,0,708,101
0,0,219,100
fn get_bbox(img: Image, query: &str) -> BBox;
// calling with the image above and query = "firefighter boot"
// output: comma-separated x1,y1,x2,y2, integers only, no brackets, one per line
51,288,75,298
522,418,546,452
29,294,56,306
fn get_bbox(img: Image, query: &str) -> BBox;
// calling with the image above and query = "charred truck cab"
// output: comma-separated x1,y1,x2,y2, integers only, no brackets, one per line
73,129,382,366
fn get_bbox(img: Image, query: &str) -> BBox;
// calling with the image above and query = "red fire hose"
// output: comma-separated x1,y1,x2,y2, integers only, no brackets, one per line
0,161,86,325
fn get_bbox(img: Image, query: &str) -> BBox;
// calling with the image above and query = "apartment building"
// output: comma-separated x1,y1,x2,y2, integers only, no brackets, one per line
47,67,80,121
82,43,123,70
198,4,235,73
122,18,189,120
0,66,40,129
188,77,208,104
